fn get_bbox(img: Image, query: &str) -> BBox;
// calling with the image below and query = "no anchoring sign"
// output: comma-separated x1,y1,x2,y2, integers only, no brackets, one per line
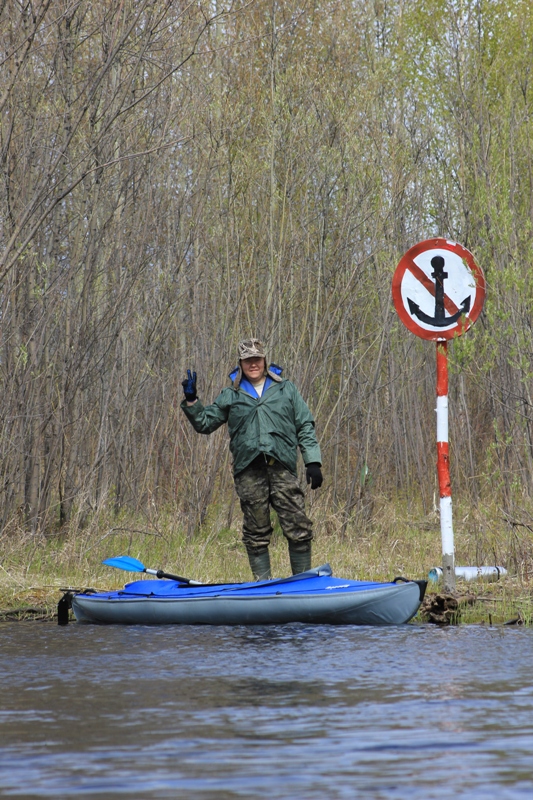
392,237,486,592
392,238,485,340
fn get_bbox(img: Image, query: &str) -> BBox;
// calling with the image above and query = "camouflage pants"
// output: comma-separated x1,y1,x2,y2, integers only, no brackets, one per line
234,457,313,552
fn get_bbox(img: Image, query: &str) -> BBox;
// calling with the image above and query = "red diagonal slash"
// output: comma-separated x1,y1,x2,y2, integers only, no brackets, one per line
406,261,460,315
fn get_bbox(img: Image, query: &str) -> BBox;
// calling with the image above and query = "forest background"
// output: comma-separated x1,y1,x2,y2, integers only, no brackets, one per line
2,0,533,591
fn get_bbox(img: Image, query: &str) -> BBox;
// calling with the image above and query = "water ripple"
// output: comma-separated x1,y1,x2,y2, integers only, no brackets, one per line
0,622,532,798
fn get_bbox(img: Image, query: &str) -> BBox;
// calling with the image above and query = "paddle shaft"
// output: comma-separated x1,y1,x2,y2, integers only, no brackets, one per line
145,568,202,586
102,556,203,585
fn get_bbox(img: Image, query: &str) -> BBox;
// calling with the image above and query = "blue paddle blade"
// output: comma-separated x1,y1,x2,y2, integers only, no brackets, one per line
103,555,146,573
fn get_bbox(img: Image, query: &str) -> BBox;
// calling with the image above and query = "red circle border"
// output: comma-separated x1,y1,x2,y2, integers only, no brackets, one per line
392,238,486,341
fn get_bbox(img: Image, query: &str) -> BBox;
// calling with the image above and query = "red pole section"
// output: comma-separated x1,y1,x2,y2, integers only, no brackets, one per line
436,341,455,591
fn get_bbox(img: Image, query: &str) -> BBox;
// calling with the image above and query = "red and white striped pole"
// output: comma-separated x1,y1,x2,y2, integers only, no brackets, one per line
393,239,486,593
436,341,455,591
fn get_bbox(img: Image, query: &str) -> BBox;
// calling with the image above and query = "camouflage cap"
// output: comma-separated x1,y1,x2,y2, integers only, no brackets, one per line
238,338,266,360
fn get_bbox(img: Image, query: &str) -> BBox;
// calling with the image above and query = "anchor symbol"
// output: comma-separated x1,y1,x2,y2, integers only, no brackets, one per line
407,255,471,327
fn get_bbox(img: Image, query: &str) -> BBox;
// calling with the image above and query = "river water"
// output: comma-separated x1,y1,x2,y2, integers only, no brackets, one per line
0,620,532,799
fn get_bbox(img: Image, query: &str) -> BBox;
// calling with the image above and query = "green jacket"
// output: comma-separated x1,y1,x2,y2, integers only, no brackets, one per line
181,378,321,476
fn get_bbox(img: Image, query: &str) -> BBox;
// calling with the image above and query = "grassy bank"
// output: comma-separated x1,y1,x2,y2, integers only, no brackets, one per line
1,495,532,625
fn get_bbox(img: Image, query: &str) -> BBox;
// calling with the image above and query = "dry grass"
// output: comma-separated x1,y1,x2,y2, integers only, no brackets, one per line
1,493,532,624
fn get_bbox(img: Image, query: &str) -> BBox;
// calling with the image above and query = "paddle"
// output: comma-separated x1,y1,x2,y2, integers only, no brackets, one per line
102,555,203,585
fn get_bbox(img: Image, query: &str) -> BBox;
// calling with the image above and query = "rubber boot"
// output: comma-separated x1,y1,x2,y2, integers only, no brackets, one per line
247,547,271,581
288,540,312,575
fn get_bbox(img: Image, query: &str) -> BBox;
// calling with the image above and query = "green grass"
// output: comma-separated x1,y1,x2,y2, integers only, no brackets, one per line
1,493,532,624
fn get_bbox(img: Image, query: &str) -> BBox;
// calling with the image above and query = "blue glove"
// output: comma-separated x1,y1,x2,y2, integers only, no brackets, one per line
306,463,323,490
182,369,197,402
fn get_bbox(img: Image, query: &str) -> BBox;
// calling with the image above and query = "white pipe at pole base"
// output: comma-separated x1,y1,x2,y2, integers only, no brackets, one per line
429,566,508,583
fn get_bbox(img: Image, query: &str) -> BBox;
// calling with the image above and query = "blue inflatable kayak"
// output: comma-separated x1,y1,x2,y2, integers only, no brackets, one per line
66,565,426,626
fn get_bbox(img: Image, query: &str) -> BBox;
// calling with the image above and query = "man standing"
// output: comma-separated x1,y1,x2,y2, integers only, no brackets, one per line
181,338,323,580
